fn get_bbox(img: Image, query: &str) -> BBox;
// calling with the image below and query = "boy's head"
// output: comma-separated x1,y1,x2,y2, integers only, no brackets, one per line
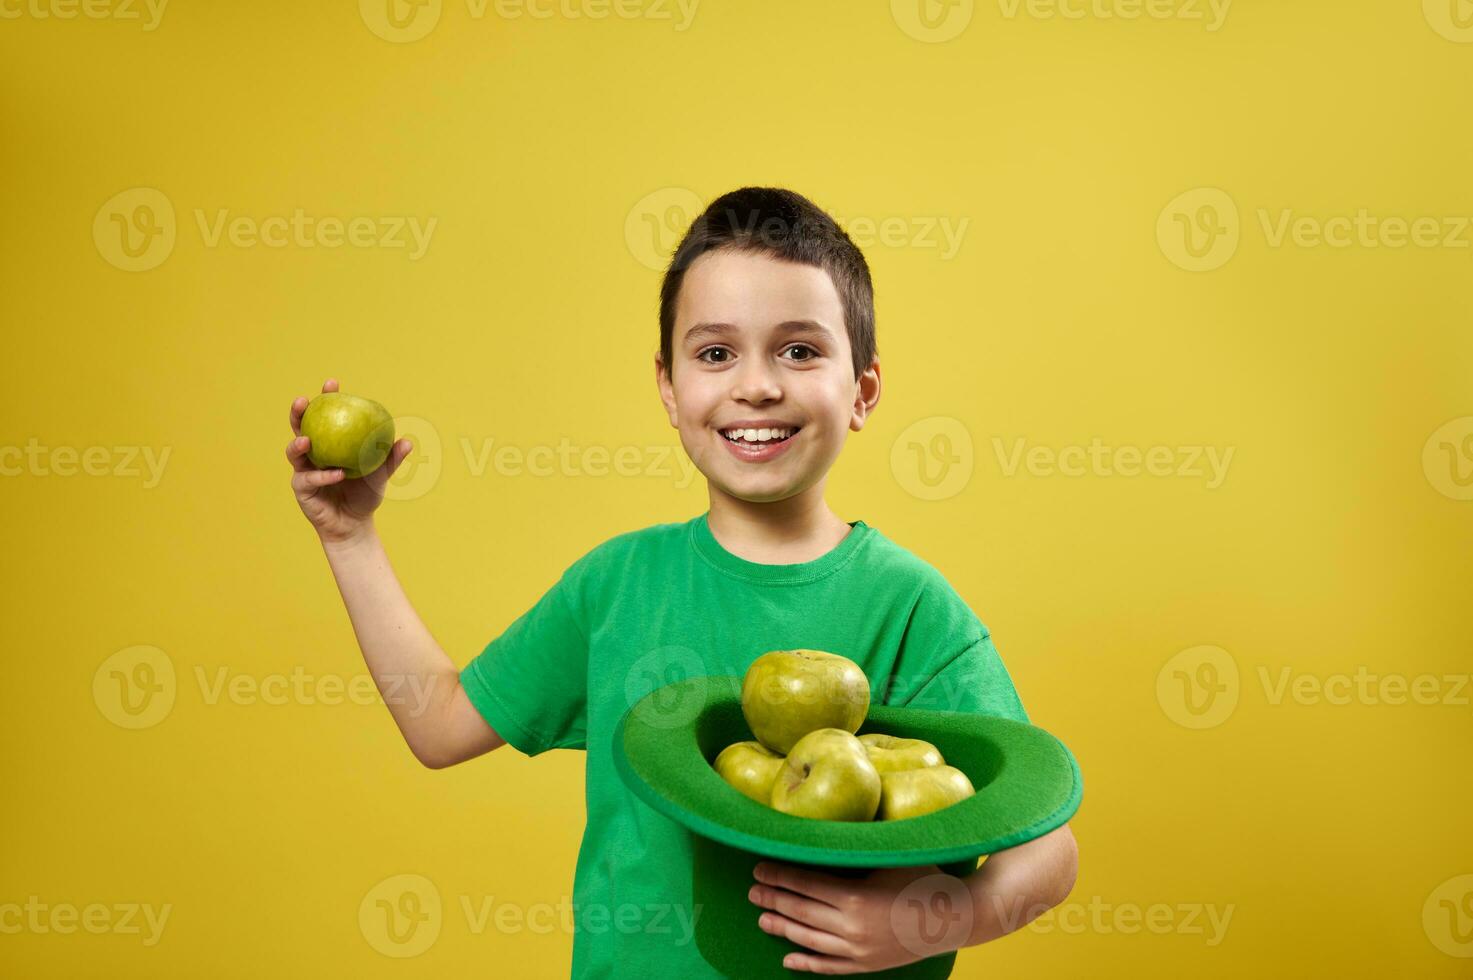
655,187,881,506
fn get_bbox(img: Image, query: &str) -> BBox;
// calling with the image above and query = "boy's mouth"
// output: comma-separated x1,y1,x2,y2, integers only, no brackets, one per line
719,425,800,445
716,425,802,460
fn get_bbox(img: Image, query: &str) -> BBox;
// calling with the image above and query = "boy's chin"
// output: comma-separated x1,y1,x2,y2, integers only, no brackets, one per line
711,476,809,505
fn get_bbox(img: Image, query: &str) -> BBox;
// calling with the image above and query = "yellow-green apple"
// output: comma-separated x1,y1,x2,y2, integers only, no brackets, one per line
300,392,395,478
769,728,881,821
858,733,945,774
877,765,976,821
712,741,785,805
741,649,870,754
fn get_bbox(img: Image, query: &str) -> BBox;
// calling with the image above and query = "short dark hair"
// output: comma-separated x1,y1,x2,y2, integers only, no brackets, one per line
658,187,877,382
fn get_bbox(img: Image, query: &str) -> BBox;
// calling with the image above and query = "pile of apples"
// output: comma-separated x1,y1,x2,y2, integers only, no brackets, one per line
712,650,976,822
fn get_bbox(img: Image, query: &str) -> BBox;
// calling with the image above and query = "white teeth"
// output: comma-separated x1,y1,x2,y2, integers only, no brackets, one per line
722,426,796,444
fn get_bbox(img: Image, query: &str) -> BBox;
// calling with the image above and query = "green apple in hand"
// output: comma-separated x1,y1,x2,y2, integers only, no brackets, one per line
300,392,395,478
713,741,785,805
741,649,870,754
877,765,976,821
858,733,945,774
769,728,881,821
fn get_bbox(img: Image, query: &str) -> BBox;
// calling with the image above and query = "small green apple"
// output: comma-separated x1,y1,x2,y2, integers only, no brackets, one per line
741,649,870,754
877,765,976,821
769,728,881,822
858,733,944,774
300,392,395,478
712,741,785,805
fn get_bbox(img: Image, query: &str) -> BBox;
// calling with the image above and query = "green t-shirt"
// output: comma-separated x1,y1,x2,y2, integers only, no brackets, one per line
460,511,1028,979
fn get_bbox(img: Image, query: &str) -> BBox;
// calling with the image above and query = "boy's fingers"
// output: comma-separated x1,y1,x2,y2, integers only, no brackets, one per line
286,435,312,471
781,952,854,974
293,467,344,492
750,884,848,936
754,863,851,909
322,378,339,393
289,396,308,436
380,438,414,480
758,913,853,959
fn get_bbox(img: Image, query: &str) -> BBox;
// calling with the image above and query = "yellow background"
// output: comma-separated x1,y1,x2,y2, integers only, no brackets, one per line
2,0,1471,976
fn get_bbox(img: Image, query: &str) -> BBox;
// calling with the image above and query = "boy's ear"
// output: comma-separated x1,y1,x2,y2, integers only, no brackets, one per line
655,352,679,427
850,356,881,432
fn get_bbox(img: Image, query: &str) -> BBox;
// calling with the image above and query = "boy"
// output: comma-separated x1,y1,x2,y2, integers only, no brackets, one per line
285,187,1077,977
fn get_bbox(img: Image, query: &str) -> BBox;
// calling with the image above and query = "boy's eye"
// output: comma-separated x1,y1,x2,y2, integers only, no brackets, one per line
696,345,820,365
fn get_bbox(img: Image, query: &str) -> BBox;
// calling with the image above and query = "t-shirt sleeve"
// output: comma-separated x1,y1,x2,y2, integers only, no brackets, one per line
898,631,1029,724
459,561,590,757
887,561,1030,724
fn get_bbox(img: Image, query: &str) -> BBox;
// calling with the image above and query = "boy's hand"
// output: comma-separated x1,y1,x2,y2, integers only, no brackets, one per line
748,861,970,974
286,377,414,546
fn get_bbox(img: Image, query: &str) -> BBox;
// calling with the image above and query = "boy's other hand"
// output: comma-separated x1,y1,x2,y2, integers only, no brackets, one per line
748,861,967,973
286,377,413,546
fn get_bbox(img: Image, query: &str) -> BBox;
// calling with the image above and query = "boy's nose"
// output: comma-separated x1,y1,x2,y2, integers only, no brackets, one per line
730,362,783,403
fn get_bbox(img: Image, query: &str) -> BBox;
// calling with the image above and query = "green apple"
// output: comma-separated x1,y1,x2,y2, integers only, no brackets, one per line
769,728,881,822
712,741,785,805
300,392,395,478
877,765,976,821
858,733,944,774
741,649,870,754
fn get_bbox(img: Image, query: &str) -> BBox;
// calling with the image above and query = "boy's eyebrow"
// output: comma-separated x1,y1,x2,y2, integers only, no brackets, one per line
682,320,837,346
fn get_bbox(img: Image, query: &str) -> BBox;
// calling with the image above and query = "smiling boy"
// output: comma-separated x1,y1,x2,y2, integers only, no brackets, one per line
286,186,1077,977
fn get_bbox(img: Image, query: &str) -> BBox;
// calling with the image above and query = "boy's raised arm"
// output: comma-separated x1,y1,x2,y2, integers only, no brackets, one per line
286,378,504,769
319,530,505,767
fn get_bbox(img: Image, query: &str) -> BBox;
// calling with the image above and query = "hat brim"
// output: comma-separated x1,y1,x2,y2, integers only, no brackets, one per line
613,676,1082,868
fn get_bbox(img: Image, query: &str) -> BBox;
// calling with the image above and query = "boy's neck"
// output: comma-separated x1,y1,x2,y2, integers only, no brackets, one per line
705,486,853,565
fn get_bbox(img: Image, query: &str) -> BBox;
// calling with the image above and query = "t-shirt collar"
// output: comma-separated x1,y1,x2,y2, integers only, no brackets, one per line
690,510,870,584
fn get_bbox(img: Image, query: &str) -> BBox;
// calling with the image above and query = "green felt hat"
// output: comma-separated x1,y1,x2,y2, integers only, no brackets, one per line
612,676,1083,979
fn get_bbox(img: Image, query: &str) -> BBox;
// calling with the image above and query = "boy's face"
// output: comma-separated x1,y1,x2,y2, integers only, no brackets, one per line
657,248,880,505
